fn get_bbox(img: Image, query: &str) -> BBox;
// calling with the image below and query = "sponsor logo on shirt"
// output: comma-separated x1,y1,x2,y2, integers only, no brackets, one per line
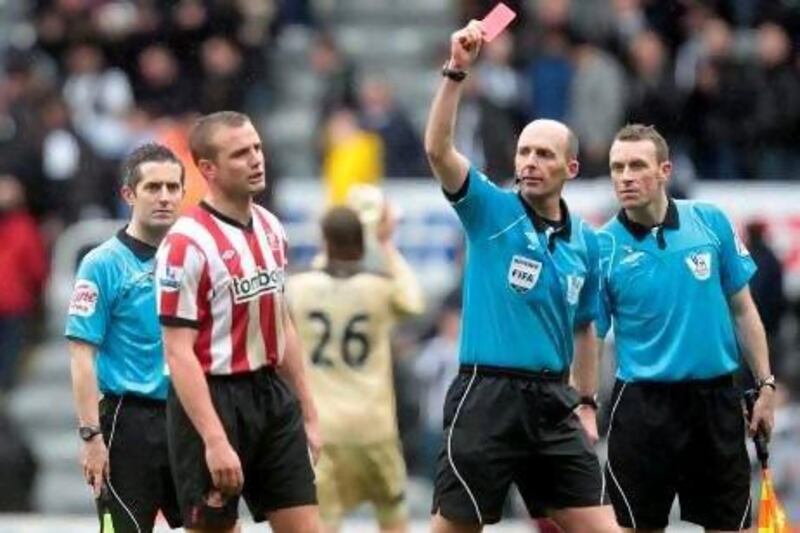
68,280,99,317
685,251,712,281
566,275,585,305
508,255,542,293
231,268,284,303
159,265,183,291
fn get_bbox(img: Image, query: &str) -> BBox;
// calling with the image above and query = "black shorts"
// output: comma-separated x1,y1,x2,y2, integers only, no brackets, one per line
97,394,182,532
166,366,316,529
432,365,606,525
605,374,751,530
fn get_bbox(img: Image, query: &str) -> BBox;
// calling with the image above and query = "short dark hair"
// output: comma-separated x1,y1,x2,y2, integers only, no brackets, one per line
189,111,251,165
121,143,184,189
614,124,670,162
321,206,364,259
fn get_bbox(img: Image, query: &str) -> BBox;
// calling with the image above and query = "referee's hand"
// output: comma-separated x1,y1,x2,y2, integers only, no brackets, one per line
449,20,484,70
205,437,244,495
81,437,109,498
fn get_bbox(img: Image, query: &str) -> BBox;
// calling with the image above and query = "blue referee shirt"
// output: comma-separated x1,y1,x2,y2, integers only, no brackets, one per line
447,166,601,373
597,199,757,382
65,228,168,400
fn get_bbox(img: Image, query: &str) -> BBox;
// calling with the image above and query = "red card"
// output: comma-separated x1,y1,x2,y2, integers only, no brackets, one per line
481,3,517,42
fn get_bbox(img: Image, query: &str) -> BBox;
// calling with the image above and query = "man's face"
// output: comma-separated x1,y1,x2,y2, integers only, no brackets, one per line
514,122,577,202
202,121,266,199
123,161,184,231
608,140,670,210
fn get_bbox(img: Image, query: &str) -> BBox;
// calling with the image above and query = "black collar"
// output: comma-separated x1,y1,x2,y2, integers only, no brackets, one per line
518,195,572,246
617,197,680,241
117,227,157,261
200,201,253,231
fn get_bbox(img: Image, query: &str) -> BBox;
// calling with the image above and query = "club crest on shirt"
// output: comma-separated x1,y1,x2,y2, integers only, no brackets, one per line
68,279,99,317
508,255,542,293
159,265,184,291
566,275,585,305
685,251,712,281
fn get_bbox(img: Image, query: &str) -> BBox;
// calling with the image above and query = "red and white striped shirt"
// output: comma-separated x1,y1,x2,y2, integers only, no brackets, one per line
156,202,288,374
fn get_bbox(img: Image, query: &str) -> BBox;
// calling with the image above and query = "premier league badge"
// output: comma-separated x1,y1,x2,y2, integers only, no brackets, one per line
685,251,712,281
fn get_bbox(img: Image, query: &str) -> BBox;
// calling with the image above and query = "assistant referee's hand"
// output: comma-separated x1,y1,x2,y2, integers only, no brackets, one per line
749,386,776,440
81,437,109,498
205,436,244,495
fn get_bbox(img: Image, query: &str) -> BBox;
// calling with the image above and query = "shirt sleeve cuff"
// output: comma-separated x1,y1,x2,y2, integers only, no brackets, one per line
159,316,200,329
442,170,470,203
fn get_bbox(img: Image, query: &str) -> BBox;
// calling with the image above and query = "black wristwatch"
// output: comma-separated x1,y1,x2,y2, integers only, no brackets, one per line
578,395,599,410
757,374,777,392
441,61,468,82
78,425,102,442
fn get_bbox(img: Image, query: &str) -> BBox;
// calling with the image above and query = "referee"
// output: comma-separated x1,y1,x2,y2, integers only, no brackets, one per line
424,20,619,533
597,124,776,531
67,143,185,532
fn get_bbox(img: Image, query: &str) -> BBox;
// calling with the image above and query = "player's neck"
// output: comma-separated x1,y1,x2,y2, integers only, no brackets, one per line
126,221,166,248
625,193,669,227
205,193,253,226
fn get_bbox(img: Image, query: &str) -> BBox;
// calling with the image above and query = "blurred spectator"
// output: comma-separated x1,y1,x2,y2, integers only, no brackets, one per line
524,28,573,122
624,31,683,140
134,44,191,117
61,42,134,158
198,35,247,113
0,175,47,394
322,108,383,204
0,49,53,213
39,93,110,226
471,33,526,180
358,77,428,178
309,31,359,163
567,34,626,177
411,302,461,479
682,18,760,180
309,31,358,122
745,220,787,378
752,23,800,180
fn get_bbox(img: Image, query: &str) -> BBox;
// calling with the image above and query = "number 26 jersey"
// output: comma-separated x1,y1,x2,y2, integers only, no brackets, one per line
287,249,424,444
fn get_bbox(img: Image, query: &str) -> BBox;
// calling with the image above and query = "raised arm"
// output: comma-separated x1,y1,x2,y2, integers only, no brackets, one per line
424,20,484,193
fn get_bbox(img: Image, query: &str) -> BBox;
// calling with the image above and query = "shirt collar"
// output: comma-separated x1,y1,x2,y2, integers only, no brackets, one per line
200,201,253,231
518,194,572,244
617,197,680,241
117,227,157,261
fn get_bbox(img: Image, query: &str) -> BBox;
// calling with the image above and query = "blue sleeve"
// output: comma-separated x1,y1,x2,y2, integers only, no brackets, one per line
709,206,757,296
445,166,506,240
594,232,615,339
64,251,114,345
575,224,600,327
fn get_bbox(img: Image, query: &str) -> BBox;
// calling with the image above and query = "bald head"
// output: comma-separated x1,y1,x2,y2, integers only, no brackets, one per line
518,119,579,161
